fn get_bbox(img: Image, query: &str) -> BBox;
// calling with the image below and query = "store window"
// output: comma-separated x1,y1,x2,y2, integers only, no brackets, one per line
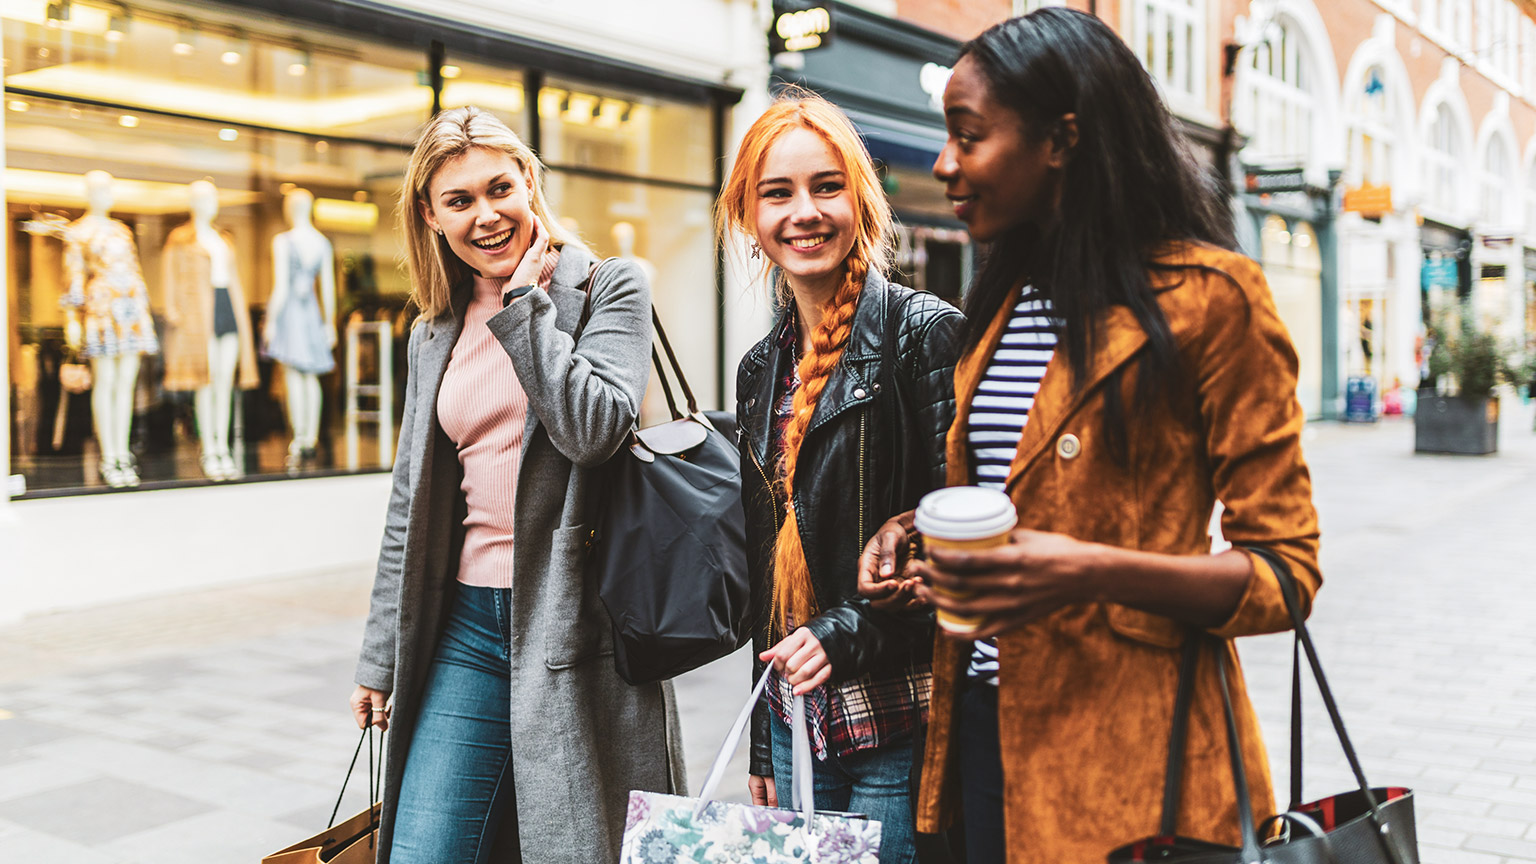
1425,104,1464,218
1237,23,1312,166
1130,0,1205,108
1346,66,1393,188
1258,215,1323,415
5,1,722,496
1480,134,1512,226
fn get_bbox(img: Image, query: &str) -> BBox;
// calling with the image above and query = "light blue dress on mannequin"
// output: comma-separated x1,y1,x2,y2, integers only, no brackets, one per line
264,231,335,375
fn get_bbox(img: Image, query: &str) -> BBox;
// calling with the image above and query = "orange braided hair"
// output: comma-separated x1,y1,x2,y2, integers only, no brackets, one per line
714,87,893,637
771,261,866,634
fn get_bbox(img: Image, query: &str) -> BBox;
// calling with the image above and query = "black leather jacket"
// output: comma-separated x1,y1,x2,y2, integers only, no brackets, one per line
736,271,964,777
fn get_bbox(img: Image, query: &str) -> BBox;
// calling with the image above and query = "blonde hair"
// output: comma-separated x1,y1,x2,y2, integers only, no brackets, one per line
400,106,576,319
716,88,894,635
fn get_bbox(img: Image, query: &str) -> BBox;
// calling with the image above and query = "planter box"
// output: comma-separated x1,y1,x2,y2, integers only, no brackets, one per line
1415,389,1499,455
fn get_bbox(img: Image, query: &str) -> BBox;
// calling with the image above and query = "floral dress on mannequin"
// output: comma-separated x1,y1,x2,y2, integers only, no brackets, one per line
263,231,336,375
61,217,160,358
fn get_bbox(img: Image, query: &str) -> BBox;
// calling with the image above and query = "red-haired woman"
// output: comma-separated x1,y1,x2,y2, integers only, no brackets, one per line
719,89,963,864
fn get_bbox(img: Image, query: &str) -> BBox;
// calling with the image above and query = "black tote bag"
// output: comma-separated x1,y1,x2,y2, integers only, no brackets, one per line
576,267,750,685
1108,548,1417,864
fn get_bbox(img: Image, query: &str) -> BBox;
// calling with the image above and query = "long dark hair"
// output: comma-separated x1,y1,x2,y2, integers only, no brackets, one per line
959,9,1235,454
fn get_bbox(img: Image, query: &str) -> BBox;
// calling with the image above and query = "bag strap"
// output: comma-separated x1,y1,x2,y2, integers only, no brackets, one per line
1245,546,1407,864
1211,640,1267,861
1158,635,1202,837
327,723,384,829
575,257,702,425
693,667,816,825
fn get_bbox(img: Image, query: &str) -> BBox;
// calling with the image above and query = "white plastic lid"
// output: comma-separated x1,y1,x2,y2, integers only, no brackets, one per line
914,486,1017,541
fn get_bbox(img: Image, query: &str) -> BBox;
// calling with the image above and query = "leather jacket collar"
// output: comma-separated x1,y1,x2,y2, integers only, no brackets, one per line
739,268,893,467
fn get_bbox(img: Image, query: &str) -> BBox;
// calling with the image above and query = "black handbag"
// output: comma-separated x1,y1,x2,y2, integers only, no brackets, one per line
1109,548,1418,864
577,268,750,685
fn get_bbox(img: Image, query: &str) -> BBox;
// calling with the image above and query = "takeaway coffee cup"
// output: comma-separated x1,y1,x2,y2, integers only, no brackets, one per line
914,486,1018,634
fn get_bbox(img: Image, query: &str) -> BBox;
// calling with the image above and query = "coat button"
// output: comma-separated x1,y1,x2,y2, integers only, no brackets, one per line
1056,433,1081,460
853,387,867,399
872,382,881,392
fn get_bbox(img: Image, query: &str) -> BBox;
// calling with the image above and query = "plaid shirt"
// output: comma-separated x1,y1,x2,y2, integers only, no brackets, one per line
764,309,933,760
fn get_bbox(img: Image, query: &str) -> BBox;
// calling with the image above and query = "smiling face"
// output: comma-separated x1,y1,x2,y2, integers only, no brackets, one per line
933,55,1063,243
752,126,858,302
419,146,535,279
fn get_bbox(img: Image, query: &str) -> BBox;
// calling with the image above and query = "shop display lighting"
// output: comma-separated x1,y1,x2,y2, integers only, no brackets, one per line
44,1,70,27
106,6,128,42
173,20,195,56
440,65,461,79
288,49,310,77
118,113,138,127
221,35,245,66
218,127,238,141
8,100,29,112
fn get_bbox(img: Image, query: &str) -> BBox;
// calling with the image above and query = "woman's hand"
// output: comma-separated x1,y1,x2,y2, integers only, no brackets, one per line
505,215,551,296
856,511,927,612
350,684,391,731
759,628,832,696
748,774,778,807
911,528,1101,639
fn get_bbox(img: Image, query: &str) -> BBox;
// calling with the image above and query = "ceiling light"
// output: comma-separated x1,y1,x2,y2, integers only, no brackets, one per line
439,65,461,79
119,114,139,127
352,190,368,202
279,182,296,194
68,108,81,119
218,127,238,141
106,9,129,42
173,21,195,55
7,100,29,112
222,49,241,65
288,50,310,77
314,140,329,153
45,1,70,27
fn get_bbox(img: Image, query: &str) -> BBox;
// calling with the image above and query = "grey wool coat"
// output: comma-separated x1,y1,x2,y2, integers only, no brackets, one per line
355,245,686,864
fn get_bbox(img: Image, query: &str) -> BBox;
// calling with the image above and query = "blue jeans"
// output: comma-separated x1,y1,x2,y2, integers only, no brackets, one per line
770,714,917,864
391,586,519,864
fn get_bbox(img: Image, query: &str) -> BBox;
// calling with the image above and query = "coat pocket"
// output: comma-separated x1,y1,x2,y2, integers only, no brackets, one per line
543,524,615,671
1103,603,1185,649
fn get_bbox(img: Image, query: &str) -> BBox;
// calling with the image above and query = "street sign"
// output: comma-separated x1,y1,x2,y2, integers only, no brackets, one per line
1243,166,1309,194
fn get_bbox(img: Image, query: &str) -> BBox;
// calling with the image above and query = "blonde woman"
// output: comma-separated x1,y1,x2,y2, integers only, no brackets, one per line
720,90,964,863
349,106,683,864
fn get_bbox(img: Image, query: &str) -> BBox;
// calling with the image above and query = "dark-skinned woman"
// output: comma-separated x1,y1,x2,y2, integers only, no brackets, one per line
855,10,1321,863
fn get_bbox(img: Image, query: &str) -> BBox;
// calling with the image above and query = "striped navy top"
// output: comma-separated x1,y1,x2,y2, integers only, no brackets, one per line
966,289,1059,683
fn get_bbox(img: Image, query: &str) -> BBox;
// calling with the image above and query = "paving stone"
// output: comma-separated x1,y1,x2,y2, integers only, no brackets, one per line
0,757,100,802
0,777,211,845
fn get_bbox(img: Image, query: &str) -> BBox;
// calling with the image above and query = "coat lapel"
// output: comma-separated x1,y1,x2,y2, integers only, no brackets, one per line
1002,304,1148,493
409,290,467,493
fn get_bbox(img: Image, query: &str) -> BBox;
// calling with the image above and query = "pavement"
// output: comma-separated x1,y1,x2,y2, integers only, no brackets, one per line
1,398,1534,862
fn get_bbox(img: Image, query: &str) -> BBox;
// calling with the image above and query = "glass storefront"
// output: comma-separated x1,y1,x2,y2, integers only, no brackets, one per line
5,0,723,496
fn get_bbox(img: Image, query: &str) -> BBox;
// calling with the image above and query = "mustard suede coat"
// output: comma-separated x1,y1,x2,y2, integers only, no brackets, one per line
915,243,1322,861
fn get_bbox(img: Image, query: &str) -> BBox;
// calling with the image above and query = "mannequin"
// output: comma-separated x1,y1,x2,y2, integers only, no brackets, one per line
263,188,336,469
162,180,259,481
62,170,160,488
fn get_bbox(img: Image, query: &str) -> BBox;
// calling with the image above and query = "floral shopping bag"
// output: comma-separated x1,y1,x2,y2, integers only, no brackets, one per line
619,669,881,864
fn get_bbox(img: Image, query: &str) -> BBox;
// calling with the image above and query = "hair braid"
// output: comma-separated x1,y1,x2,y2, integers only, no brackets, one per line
771,261,867,635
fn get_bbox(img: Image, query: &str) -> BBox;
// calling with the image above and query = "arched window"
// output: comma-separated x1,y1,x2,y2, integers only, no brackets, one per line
1481,136,1510,225
1130,0,1205,105
1239,23,1312,164
1347,66,1393,187
1425,104,1464,216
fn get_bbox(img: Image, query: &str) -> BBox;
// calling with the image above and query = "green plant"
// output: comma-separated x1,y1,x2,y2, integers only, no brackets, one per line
1425,304,1525,399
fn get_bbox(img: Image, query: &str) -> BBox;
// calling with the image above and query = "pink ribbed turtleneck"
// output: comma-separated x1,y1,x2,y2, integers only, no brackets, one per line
436,250,559,587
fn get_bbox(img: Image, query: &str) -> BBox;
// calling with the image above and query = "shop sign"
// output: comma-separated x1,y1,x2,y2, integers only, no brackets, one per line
1342,183,1392,217
1420,258,1459,289
770,1,834,54
1243,166,1308,194
1480,234,1515,249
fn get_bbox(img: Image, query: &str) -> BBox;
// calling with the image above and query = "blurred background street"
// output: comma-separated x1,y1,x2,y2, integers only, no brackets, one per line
2,404,1534,862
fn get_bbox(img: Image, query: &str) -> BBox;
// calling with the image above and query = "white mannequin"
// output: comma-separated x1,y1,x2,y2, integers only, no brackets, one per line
265,189,336,468
189,179,242,480
67,171,145,487
610,221,657,284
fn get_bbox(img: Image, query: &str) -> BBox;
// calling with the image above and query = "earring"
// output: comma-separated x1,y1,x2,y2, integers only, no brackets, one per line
436,228,444,236
750,242,761,260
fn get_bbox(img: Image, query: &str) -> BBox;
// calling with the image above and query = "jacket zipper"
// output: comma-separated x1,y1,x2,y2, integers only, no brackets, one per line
858,409,866,544
747,442,780,547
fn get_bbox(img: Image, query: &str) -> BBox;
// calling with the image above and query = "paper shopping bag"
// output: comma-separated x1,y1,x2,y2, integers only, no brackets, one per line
620,669,881,863
264,725,383,863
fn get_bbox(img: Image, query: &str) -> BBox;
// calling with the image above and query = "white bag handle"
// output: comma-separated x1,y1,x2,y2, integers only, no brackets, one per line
693,666,815,825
